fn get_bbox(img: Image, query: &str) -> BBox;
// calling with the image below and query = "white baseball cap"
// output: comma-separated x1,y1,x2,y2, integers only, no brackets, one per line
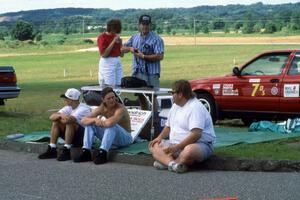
60,88,81,100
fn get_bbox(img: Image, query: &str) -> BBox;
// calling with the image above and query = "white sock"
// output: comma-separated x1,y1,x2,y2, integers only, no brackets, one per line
64,144,71,149
49,143,56,148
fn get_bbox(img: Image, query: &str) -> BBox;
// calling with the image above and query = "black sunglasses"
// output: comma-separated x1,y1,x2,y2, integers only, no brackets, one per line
169,91,177,95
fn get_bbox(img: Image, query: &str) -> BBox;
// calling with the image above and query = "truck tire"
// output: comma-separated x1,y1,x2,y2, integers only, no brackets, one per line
196,93,217,124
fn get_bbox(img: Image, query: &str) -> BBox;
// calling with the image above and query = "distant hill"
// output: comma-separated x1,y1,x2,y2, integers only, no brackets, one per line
1,2,300,35
1,3,300,24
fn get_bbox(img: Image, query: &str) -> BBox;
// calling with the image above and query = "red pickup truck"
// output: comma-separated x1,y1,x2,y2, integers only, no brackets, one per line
190,50,300,125
0,66,20,105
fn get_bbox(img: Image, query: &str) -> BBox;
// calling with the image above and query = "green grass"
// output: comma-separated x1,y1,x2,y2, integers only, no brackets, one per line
215,137,300,160
1,41,300,160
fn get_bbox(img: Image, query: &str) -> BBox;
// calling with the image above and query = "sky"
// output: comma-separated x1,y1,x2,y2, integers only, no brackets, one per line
0,0,299,14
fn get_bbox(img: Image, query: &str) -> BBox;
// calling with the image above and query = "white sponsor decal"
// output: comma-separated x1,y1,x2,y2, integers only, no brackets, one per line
223,84,233,89
271,87,278,95
222,84,239,96
249,79,261,83
213,84,221,89
213,84,221,95
284,84,299,97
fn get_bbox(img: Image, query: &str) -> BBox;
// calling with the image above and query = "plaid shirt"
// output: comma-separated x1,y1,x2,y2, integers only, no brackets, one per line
125,31,164,76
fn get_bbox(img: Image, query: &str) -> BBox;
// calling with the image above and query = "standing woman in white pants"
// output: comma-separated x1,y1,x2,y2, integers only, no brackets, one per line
97,19,123,87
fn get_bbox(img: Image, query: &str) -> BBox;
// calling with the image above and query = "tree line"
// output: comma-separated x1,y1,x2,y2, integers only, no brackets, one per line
1,2,300,41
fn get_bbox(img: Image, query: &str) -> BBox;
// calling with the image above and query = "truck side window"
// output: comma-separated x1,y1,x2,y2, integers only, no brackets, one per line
288,54,300,75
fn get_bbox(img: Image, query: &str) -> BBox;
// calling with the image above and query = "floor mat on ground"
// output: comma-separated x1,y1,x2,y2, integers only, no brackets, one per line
6,127,300,154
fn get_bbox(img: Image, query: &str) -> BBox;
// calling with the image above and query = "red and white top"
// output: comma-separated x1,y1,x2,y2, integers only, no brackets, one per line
97,32,121,57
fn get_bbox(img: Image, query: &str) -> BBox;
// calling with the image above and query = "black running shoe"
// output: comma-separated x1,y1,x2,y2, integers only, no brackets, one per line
38,145,57,159
94,149,107,165
73,149,92,163
57,147,71,161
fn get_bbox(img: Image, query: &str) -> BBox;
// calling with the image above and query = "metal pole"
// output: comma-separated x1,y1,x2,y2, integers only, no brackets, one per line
194,18,196,45
82,19,85,38
151,92,154,140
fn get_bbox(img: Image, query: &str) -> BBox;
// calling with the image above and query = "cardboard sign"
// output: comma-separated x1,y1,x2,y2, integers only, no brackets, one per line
128,109,152,140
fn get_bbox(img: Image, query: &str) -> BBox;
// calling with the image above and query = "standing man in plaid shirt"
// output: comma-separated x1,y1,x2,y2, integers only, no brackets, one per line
123,14,164,89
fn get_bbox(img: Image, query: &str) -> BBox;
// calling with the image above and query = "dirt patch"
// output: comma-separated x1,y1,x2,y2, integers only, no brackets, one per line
88,35,300,45
164,35,300,45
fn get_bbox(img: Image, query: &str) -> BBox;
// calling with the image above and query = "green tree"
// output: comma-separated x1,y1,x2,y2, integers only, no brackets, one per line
35,33,42,41
202,25,210,34
0,26,9,40
212,19,225,30
195,24,200,34
242,23,254,34
11,20,34,41
64,27,70,35
0,32,4,40
242,13,255,34
264,22,277,33
156,27,163,34
151,23,157,31
234,21,243,32
289,12,300,31
253,22,263,33
224,23,230,33
166,26,172,34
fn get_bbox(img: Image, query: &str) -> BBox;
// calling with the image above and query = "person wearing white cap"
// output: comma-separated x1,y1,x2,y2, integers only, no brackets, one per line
38,88,91,161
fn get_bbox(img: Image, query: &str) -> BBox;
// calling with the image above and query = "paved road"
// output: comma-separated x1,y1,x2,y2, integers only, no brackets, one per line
1,150,300,200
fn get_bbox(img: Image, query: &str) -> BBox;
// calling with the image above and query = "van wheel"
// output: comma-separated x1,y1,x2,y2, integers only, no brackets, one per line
197,93,217,124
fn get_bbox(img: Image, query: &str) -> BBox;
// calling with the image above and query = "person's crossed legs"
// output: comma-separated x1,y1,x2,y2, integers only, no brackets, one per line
150,140,212,173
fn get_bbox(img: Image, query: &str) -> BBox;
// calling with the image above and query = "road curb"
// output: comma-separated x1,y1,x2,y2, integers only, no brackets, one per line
1,139,300,172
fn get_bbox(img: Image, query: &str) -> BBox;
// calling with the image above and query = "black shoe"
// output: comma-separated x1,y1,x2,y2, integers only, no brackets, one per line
94,149,108,165
73,149,92,163
57,147,71,161
38,145,57,159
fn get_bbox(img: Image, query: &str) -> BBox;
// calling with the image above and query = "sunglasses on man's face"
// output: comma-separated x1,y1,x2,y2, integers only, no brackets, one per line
169,91,178,95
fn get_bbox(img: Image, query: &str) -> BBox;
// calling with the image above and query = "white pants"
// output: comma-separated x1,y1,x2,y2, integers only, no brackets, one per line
99,57,123,86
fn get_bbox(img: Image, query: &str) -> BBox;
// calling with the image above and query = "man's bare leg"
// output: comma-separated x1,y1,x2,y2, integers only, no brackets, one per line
64,123,77,145
149,143,173,166
175,144,204,165
50,121,65,145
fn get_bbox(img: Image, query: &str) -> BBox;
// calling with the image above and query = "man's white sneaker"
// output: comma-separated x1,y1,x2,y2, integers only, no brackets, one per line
173,163,188,173
153,161,168,170
168,162,188,173
167,161,176,172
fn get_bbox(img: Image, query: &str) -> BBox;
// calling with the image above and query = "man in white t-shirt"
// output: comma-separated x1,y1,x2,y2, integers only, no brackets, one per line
38,88,91,161
149,80,216,173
